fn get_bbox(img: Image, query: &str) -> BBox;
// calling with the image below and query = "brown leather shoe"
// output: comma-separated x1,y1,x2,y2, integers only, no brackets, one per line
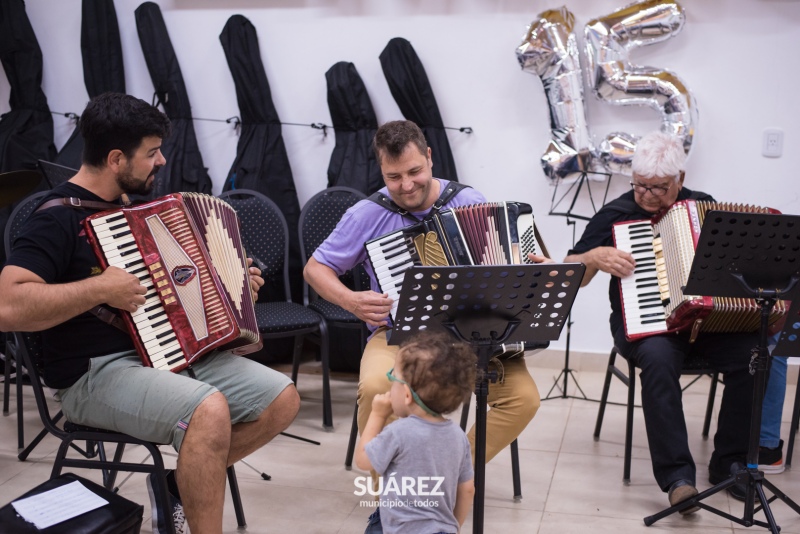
668,480,700,515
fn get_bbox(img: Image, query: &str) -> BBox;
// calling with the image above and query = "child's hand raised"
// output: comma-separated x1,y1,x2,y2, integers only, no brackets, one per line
372,392,393,418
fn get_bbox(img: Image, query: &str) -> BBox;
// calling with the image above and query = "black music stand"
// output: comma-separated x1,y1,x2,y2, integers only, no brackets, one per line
643,210,800,532
390,263,585,534
545,169,611,401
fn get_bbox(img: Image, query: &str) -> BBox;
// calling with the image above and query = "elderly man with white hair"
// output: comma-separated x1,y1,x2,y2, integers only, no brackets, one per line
564,131,756,512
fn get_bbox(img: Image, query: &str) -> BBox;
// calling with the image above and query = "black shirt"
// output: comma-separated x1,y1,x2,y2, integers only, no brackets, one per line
568,188,713,336
6,182,134,388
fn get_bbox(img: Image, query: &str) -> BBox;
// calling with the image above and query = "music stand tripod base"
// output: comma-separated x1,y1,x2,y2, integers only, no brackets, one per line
644,210,800,532
546,171,612,402
390,264,585,534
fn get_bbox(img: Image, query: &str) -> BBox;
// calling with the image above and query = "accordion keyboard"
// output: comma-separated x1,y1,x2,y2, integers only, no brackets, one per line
365,230,418,320
90,212,187,371
613,221,669,337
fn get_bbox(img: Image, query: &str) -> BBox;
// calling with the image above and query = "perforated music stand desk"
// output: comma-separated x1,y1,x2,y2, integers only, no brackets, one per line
390,263,585,534
644,210,800,532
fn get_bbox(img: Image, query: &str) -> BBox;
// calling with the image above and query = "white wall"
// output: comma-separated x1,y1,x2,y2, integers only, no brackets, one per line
4,0,799,354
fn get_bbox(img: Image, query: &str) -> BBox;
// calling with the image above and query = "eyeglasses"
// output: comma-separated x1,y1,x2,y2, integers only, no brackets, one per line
630,181,672,197
386,368,440,417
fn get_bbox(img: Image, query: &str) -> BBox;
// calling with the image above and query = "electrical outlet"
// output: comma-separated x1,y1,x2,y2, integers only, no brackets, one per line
763,128,783,158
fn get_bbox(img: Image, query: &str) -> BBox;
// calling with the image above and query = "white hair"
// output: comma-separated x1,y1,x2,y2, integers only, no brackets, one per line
631,131,686,180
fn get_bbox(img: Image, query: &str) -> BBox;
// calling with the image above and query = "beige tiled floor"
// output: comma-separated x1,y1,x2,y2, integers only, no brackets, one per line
2,358,800,533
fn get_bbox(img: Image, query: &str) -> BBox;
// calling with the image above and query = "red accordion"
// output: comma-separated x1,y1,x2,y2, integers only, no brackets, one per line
613,200,787,342
83,193,261,372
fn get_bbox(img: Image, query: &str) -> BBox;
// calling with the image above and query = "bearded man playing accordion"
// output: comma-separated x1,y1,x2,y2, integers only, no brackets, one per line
0,93,299,534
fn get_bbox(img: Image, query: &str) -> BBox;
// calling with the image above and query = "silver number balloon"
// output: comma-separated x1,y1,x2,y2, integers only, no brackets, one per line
585,0,698,175
516,7,598,184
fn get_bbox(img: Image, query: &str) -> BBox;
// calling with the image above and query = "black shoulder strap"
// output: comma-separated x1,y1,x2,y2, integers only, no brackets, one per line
36,196,129,334
367,182,471,223
431,181,470,211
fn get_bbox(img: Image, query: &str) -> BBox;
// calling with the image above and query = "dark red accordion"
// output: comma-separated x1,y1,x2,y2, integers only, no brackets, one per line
83,193,261,372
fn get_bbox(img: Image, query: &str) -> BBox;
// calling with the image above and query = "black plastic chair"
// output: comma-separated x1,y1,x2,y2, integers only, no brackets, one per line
37,159,77,188
786,379,800,468
299,186,367,329
2,190,49,449
219,189,333,429
299,186,368,409
593,346,719,483
14,330,246,534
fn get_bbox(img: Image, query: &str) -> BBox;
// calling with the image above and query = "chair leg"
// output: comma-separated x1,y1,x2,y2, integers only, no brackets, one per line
593,348,617,440
463,395,521,501
702,372,719,439
345,402,358,469
510,439,522,502
96,441,110,488
16,358,24,450
227,465,247,528
290,336,303,385
3,350,11,415
319,322,333,430
104,442,126,491
786,377,800,467
623,357,636,484
51,437,72,479
19,410,64,461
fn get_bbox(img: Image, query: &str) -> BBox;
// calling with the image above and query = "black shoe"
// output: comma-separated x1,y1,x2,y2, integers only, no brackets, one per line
708,462,747,502
668,479,700,515
146,470,190,534
758,440,785,474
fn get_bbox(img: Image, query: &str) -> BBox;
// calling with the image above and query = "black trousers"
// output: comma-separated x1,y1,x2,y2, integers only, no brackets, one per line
613,328,757,492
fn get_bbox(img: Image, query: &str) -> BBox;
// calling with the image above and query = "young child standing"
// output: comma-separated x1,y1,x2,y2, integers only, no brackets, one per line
355,331,477,534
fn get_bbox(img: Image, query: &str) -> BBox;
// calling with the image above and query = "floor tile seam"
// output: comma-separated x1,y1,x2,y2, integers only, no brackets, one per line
538,508,738,531
229,478,365,497
538,507,654,524
537,393,573,527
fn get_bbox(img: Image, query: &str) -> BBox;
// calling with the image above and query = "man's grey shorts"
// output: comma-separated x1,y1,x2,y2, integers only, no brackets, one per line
58,350,293,452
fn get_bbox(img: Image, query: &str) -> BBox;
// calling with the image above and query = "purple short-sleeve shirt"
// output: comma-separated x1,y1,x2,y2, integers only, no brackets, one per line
312,178,485,331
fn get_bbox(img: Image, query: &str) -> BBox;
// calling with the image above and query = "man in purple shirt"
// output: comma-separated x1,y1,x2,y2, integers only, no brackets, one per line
304,120,542,483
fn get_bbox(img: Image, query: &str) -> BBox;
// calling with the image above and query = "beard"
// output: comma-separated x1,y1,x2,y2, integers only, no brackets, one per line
116,165,159,196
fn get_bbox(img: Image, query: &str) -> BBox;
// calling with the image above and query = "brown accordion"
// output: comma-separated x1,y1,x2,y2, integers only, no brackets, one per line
612,199,787,341
83,193,262,372
365,201,549,323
